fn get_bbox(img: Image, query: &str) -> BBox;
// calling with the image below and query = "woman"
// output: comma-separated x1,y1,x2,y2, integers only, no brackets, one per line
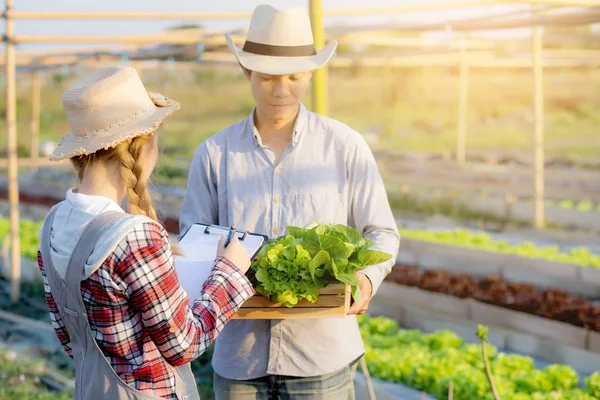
37,65,255,400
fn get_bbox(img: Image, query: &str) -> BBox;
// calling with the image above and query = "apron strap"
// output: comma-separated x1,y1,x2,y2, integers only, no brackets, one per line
63,211,131,306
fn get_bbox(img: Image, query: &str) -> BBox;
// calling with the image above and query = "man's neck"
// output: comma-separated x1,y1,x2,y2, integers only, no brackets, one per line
254,105,300,145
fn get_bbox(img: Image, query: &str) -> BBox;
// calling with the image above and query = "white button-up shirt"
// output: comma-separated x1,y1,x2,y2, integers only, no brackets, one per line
180,104,400,379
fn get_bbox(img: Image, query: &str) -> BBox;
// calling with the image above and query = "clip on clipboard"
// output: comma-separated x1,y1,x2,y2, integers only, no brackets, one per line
175,224,268,300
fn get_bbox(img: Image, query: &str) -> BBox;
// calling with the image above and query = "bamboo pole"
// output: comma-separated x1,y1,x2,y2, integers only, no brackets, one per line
5,2,497,20
310,0,327,116
322,0,496,16
6,11,252,20
533,26,545,229
12,34,202,44
30,70,41,171
0,157,61,169
4,0,21,302
457,39,469,165
494,0,600,6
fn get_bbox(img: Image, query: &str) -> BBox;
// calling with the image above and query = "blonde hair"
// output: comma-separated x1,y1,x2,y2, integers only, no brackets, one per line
71,134,158,221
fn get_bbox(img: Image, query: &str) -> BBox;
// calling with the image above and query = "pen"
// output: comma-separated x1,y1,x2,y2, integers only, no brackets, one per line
225,226,236,248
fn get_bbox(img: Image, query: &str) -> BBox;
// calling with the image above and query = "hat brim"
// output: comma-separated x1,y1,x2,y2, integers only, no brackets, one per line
50,93,180,161
226,33,337,76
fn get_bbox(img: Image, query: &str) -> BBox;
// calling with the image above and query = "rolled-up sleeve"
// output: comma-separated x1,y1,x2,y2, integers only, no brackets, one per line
346,133,400,296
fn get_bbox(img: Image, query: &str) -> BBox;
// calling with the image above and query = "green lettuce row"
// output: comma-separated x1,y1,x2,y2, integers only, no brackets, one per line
399,227,600,269
252,224,392,307
358,315,600,400
0,216,43,261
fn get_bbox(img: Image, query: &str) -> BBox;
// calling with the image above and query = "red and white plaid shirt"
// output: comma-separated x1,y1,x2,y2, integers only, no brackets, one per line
38,221,255,399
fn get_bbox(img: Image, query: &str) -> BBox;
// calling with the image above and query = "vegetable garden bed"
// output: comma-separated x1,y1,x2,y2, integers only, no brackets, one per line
397,229,600,297
388,265,600,332
358,315,600,400
368,268,600,375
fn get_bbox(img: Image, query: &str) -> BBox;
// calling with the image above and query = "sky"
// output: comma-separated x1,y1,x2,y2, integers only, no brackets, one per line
0,0,530,52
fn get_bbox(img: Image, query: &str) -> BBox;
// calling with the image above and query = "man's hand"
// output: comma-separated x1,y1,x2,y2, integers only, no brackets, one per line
347,272,373,315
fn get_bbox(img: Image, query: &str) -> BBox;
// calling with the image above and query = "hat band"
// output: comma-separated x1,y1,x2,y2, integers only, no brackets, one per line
242,41,316,57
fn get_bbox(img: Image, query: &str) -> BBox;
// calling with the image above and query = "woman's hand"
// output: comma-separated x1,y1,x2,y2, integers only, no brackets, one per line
217,235,251,274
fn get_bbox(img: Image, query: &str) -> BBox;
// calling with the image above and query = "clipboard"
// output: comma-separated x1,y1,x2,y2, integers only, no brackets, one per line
174,223,268,300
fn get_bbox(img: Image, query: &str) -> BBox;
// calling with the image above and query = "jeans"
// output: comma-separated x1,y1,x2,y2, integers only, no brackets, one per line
213,364,355,400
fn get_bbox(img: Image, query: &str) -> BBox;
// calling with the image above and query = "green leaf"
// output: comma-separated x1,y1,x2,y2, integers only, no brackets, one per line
287,226,310,239
357,249,393,267
330,224,363,245
329,259,339,276
277,290,299,307
314,224,328,235
283,245,297,260
345,261,362,274
309,250,330,283
328,230,350,242
319,234,351,260
351,284,362,304
336,272,361,286
477,324,489,342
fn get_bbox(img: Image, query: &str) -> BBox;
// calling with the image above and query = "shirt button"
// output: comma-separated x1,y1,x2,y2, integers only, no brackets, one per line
169,326,178,334
273,197,280,204
275,168,281,175
273,227,279,235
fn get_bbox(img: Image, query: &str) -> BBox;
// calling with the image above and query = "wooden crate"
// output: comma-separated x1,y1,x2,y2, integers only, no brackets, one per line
232,284,350,319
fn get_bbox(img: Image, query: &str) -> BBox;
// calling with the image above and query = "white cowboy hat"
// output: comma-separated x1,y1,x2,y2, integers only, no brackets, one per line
50,65,180,161
225,4,337,76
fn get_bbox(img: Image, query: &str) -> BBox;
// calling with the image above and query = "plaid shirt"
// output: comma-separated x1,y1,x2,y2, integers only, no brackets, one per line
38,221,255,399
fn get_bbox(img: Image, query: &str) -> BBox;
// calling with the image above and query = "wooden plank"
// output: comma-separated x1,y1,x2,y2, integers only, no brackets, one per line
378,282,470,319
456,39,469,165
589,331,600,354
503,264,600,297
581,268,600,287
505,331,600,375
8,2,497,20
5,0,21,303
233,283,349,319
310,0,327,116
233,305,347,319
0,157,62,169
319,283,347,294
30,70,40,171
398,303,508,349
7,11,252,20
470,300,588,349
241,294,346,308
13,34,203,45
403,238,592,290
532,25,545,229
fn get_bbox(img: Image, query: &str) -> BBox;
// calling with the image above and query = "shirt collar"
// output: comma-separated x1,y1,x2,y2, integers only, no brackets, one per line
248,103,308,148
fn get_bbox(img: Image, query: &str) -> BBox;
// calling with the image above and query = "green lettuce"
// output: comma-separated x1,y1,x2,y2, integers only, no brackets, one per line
252,224,393,307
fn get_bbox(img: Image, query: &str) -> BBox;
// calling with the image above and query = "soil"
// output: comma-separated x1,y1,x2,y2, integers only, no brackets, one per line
386,265,600,331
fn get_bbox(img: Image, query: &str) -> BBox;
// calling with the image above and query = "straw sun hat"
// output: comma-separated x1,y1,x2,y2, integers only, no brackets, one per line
50,65,180,161
225,4,337,76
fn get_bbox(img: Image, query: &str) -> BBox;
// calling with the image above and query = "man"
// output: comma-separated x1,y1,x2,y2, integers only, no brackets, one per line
180,4,400,399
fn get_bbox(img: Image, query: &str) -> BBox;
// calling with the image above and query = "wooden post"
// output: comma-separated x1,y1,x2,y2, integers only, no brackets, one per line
5,0,21,302
30,69,41,172
533,26,545,229
309,0,327,116
457,39,469,165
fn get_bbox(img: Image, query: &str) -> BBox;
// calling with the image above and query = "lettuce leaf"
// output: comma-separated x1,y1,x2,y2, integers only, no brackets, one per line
251,223,393,307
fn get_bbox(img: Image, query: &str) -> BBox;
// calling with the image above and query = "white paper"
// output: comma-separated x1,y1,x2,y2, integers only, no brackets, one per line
174,224,266,300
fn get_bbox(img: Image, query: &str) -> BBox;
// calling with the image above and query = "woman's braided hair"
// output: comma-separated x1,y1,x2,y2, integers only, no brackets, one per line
71,134,158,221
